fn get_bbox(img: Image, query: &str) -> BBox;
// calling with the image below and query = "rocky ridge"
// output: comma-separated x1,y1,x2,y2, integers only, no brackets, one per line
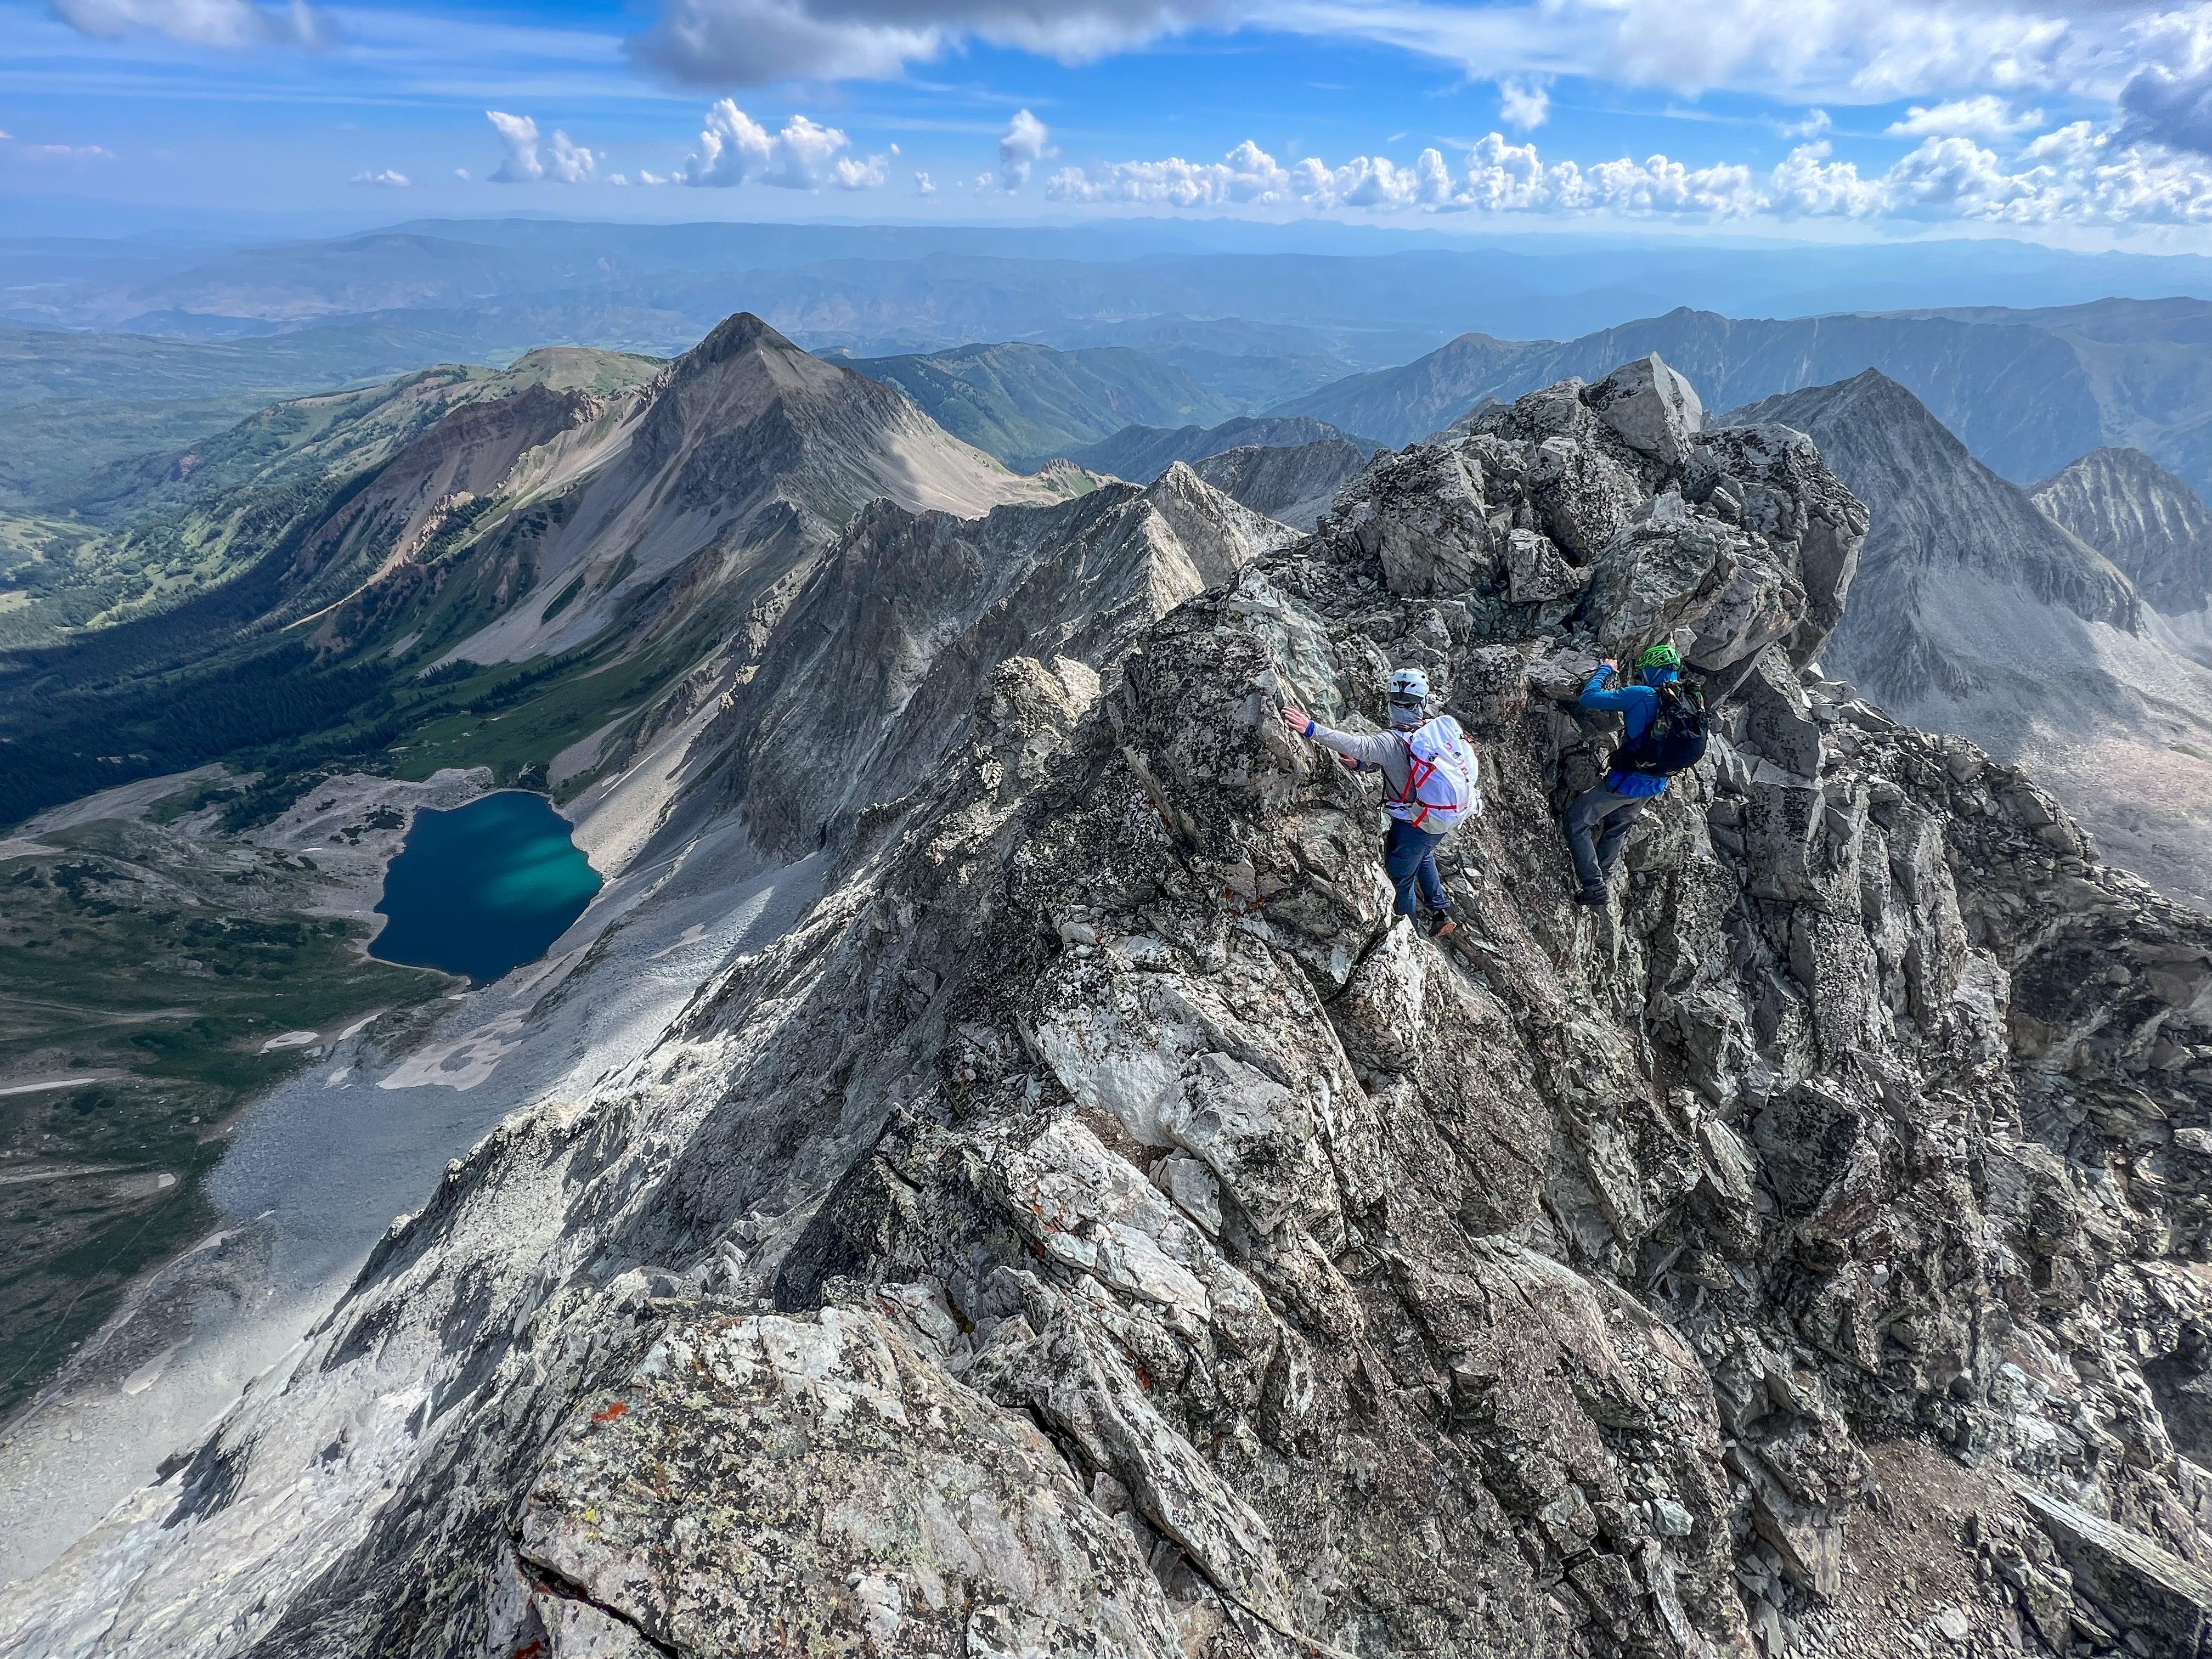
8,357,2212,1659
686,459,1296,860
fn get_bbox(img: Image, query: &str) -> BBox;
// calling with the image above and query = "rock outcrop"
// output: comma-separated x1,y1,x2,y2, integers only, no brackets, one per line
10,356,2212,1659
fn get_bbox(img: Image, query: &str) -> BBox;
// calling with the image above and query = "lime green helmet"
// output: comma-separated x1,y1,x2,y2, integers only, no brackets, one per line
1635,643,1683,672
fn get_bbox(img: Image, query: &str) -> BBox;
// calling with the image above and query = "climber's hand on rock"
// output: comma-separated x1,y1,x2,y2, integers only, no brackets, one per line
1338,754,1359,771
1280,703,1310,735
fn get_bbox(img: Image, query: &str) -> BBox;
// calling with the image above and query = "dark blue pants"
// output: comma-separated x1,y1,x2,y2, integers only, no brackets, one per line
1384,817,1449,918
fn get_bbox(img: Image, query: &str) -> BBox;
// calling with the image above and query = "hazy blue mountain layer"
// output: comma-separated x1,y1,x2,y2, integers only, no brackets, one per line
1279,301,2212,497
1064,414,1370,482
24,218,2212,354
850,342,1240,469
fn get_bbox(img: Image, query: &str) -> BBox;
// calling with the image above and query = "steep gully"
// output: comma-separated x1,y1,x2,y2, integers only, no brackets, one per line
5,356,2212,1658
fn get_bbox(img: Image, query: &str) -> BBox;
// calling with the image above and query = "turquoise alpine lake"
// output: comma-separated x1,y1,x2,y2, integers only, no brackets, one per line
369,792,602,984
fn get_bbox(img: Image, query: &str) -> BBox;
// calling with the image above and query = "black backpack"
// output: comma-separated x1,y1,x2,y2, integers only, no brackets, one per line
1610,681,1708,777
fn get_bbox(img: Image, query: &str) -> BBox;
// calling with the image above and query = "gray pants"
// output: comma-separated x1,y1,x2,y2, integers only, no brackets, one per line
1565,782,1648,892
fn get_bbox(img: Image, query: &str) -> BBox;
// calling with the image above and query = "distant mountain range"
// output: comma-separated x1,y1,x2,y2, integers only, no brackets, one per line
26,216,2212,351
28,218,2212,544
1064,415,1372,482
1733,370,2212,911
1277,302,2212,499
1048,314,1359,409
847,343,1239,470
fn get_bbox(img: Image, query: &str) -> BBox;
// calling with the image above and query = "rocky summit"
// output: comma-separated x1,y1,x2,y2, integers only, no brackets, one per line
8,355,2212,1659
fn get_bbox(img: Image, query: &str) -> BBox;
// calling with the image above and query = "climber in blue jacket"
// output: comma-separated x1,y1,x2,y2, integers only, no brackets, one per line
1565,642,1701,906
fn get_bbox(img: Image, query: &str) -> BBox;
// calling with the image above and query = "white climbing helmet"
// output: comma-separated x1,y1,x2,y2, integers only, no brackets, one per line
1387,667,1430,706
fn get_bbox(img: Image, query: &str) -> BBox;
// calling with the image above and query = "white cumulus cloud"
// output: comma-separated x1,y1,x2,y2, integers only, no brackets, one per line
998,108,1054,189
52,0,332,47
1046,120,2212,228
1048,139,1464,211
350,167,410,187
1497,77,1550,132
1886,95,2044,139
915,169,937,195
486,111,596,184
678,100,889,189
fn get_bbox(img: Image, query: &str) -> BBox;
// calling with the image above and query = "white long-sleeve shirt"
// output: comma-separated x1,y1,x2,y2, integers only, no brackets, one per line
1304,719,1415,799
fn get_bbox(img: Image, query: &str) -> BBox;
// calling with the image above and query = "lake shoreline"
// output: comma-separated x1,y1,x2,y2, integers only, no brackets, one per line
365,790,603,985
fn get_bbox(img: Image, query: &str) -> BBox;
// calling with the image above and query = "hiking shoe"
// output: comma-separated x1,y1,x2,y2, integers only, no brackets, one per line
1427,913,1457,939
1573,886,1607,907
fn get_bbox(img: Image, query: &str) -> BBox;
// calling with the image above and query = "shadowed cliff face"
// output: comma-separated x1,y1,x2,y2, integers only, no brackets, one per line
10,358,2212,1659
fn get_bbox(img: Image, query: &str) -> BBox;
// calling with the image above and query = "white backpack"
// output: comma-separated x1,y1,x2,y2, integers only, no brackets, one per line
1387,716,1481,831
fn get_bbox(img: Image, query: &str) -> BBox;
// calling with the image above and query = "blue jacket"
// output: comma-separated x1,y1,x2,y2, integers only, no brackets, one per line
1580,665,1676,798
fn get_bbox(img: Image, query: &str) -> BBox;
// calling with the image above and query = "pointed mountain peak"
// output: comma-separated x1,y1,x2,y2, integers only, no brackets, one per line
1729,370,1968,464
1729,370,2140,644
2033,445,2199,497
686,311,801,365
1136,460,1301,588
670,311,876,399
1828,367,1923,408
2032,445,2212,616
642,309,926,450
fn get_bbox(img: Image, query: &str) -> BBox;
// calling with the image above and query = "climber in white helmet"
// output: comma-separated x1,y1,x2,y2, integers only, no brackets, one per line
1281,667,1482,940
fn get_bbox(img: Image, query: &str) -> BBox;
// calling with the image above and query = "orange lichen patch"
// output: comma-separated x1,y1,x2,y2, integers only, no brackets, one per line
591,1400,630,1424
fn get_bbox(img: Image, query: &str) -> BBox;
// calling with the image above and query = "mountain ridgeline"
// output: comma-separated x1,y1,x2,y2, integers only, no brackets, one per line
0,315,1070,826
1276,301,2212,500
12,348,2212,1659
849,341,1242,471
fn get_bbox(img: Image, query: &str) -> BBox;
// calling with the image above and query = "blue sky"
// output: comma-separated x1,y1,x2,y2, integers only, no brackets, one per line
11,0,2212,245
